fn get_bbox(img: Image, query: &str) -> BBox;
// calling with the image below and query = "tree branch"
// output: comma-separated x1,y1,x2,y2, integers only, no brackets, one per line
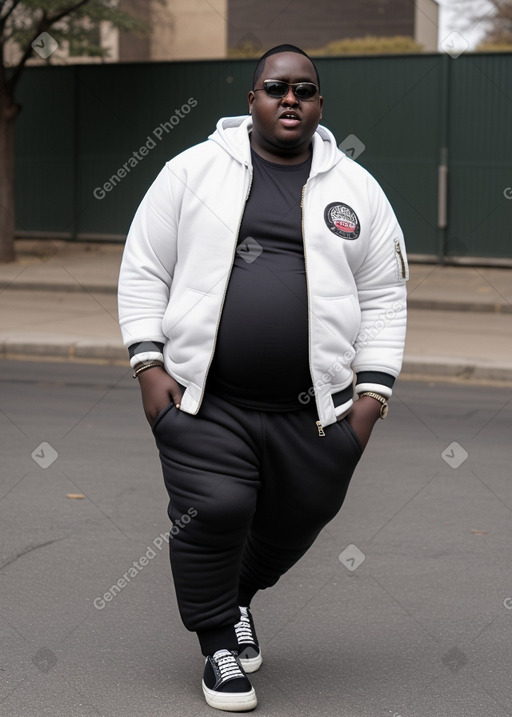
46,0,93,26
4,9,48,94
4,0,94,94
0,0,24,31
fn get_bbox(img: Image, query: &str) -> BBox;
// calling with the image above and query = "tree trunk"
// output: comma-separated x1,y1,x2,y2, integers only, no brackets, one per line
0,91,20,264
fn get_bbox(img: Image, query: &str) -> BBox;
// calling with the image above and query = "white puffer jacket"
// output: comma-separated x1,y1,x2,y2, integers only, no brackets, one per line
118,115,408,429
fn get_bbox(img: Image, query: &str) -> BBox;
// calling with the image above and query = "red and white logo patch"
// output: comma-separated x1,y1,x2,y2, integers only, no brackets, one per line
324,202,361,240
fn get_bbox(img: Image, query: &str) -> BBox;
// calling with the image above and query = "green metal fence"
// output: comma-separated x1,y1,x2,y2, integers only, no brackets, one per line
14,53,512,262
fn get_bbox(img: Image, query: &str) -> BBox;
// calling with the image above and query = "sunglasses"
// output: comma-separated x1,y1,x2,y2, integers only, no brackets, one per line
254,79,319,101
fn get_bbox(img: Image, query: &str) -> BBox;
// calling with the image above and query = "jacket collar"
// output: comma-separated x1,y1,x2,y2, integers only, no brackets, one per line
208,115,345,176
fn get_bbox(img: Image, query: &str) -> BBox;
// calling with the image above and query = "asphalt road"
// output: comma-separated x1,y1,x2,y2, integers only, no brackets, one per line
1,360,512,717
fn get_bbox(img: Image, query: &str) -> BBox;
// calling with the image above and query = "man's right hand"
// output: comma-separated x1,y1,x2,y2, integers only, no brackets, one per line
136,366,183,426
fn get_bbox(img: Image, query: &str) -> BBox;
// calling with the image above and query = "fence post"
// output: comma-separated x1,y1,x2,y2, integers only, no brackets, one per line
437,53,450,264
71,65,79,242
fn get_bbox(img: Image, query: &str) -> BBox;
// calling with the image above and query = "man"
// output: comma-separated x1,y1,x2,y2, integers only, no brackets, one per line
118,44,408,712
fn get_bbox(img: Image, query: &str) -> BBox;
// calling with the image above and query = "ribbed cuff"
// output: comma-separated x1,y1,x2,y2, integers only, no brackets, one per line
129,351,164,368
128,341,165,368
355,371,395,399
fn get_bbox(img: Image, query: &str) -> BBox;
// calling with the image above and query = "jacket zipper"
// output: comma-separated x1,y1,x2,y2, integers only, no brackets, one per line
394,238,407,280
301,183,326,437
195,166,254,413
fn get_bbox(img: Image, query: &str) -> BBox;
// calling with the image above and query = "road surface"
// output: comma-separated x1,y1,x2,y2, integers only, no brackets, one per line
1,361,511,716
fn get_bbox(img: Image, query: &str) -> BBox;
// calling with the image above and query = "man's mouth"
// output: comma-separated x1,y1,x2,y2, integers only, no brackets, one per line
279,112,300,128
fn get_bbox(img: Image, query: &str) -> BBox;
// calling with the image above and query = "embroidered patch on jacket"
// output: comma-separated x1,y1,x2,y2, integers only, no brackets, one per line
324,202,361,240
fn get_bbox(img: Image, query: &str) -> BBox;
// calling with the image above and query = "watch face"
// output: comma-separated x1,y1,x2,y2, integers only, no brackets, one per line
380,403,389,419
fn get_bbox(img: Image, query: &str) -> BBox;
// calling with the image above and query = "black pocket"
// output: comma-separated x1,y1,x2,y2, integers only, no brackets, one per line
338,418,363,455
151,400,175,433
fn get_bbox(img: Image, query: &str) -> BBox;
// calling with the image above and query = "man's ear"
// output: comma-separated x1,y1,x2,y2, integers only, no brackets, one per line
319,95,324,119
248,90,255,113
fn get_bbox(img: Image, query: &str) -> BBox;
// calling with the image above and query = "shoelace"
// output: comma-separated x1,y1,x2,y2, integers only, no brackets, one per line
214,650,244,682
234,608,254,644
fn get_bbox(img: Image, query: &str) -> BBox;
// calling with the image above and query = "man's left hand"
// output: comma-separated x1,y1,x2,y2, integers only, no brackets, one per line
341,394,382,451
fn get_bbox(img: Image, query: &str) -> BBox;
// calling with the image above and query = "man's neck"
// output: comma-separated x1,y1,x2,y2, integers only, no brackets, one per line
249,134,312,165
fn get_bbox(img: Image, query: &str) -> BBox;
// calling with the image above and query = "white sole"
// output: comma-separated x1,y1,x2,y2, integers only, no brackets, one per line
202,681,257,711
239,652,263,673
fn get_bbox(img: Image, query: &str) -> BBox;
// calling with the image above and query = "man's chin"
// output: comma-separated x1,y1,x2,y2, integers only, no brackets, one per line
272,134,307,151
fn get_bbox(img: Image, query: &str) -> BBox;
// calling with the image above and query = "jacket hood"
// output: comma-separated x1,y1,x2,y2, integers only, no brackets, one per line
208,115,345,175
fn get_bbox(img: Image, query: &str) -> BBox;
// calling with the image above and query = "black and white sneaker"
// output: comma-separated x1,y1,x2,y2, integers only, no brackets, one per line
235,606,263,673
202,649,257,712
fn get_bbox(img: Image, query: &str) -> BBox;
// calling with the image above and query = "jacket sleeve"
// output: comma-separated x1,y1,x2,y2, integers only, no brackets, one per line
117,163,178,362
351,174,408,398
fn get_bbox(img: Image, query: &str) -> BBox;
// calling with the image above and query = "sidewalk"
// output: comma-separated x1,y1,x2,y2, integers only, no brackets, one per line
1,240,511,382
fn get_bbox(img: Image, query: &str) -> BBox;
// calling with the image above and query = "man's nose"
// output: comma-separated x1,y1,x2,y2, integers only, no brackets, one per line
281,86,298,104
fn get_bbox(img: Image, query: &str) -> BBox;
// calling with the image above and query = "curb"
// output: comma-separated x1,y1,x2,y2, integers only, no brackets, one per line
2,342,512,384
0,281,510,313
0,281,117,295
401,356,512,383
0,339,127,364
407,299,512,314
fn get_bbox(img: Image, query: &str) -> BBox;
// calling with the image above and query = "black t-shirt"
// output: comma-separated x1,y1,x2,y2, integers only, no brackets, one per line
206,149,312,410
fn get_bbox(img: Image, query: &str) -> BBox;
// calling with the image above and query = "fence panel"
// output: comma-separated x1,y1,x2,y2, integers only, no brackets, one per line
15,67,75,235
447,54,512,260
13,54,512,261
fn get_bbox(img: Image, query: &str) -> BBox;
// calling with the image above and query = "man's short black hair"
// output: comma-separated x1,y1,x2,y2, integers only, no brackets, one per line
253,44,320,90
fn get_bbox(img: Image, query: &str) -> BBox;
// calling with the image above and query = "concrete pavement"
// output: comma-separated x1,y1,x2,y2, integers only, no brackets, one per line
0,239,511,382
2,364,512,717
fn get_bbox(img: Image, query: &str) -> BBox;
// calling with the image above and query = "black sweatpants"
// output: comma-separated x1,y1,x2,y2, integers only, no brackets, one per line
152,391,363,656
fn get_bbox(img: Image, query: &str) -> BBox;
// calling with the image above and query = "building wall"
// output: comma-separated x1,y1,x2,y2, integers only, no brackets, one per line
228,0,425,52
119,0,227,61
5,0,226,67
415,0,440,52
5,0,436,67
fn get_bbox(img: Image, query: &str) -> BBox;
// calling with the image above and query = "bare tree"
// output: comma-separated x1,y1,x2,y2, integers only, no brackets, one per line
479,0,512,44
0,0,148,263
446,0,512,47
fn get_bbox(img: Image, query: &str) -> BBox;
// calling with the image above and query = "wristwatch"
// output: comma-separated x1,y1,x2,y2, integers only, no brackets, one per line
359,391,389,419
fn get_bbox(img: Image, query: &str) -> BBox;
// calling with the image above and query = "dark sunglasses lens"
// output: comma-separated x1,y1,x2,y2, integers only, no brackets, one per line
294,84,317,99
265,81,287,98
